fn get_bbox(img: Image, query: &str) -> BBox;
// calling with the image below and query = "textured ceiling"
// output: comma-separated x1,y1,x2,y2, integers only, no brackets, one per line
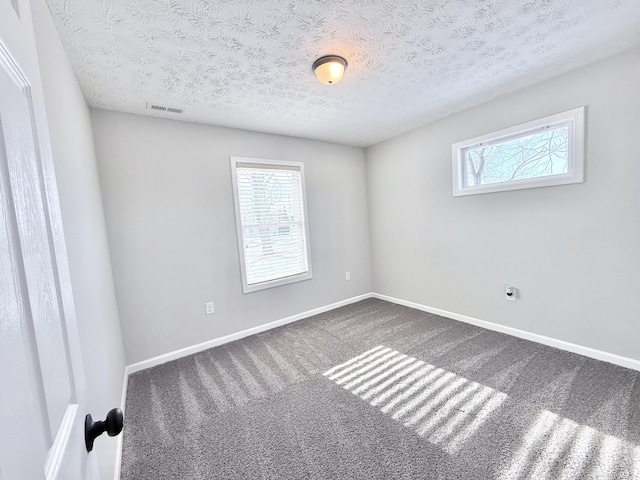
46,0,640,147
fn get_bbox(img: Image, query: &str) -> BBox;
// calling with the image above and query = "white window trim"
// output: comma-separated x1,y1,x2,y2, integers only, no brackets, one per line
452,106,585,196
230,156,313,294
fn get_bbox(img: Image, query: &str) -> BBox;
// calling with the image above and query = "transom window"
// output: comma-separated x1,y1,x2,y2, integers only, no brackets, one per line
230,157,312,293
452,107,585,196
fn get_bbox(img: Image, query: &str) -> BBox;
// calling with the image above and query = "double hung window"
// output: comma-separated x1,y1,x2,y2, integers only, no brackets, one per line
230,157,312,293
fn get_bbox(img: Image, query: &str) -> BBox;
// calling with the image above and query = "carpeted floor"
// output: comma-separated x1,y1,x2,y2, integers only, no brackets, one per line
121,298,640,479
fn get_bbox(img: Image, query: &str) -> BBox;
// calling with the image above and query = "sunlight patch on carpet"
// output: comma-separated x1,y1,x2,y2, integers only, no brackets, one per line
498,409,640,479
325,345,640,478
324,346,507,454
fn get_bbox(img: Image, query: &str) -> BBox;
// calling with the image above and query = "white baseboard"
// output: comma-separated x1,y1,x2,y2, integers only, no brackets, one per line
126,293,374,375
124,290,640,376
372,293,640,372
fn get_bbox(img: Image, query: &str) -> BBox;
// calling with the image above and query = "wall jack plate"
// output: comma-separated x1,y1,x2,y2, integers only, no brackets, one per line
505,286,516,302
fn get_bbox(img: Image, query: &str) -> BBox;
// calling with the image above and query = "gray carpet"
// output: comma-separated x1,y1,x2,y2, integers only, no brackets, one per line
121,299,640,479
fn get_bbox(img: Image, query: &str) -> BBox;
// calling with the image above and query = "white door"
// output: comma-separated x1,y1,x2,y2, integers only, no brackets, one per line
0,0,98,479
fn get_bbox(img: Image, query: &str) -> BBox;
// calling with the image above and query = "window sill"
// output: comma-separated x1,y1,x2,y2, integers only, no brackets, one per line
242,271,313,294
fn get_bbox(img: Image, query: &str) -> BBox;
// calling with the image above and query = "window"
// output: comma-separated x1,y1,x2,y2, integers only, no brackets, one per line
452,107,585,196
230,157,312,293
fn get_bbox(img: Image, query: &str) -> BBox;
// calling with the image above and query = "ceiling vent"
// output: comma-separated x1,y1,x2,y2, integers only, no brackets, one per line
146,102,184,114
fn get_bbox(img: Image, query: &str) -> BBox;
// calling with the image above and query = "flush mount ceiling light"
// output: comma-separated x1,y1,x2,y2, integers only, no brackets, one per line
312,55,348,85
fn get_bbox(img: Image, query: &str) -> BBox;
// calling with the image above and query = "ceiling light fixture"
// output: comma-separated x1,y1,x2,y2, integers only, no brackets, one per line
312,55,347,85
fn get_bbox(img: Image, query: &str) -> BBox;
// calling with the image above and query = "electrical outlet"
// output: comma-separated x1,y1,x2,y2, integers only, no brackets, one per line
205,302,215,314
345,271,351,281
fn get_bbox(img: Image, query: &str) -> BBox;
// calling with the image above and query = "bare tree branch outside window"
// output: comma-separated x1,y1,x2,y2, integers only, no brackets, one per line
464,125,569,187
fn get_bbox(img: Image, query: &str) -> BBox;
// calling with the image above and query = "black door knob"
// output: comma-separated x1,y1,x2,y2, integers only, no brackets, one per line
85,408,124,452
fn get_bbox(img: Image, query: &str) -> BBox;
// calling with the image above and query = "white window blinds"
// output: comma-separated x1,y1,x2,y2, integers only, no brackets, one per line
231,158,312,293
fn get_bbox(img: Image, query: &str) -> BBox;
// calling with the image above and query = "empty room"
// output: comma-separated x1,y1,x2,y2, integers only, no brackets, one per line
1,0,640,479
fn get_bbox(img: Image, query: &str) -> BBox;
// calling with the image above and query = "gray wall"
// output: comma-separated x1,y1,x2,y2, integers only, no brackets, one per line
366,47,640,361
30,2,126,478
91,110,372,364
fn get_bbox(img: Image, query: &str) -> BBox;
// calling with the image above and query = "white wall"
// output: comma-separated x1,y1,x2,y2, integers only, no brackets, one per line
91,110,372,364
30,2,126,478
366,47,640,361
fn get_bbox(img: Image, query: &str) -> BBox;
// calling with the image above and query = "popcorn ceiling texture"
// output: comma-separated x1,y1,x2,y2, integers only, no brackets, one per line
46,0,640,146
